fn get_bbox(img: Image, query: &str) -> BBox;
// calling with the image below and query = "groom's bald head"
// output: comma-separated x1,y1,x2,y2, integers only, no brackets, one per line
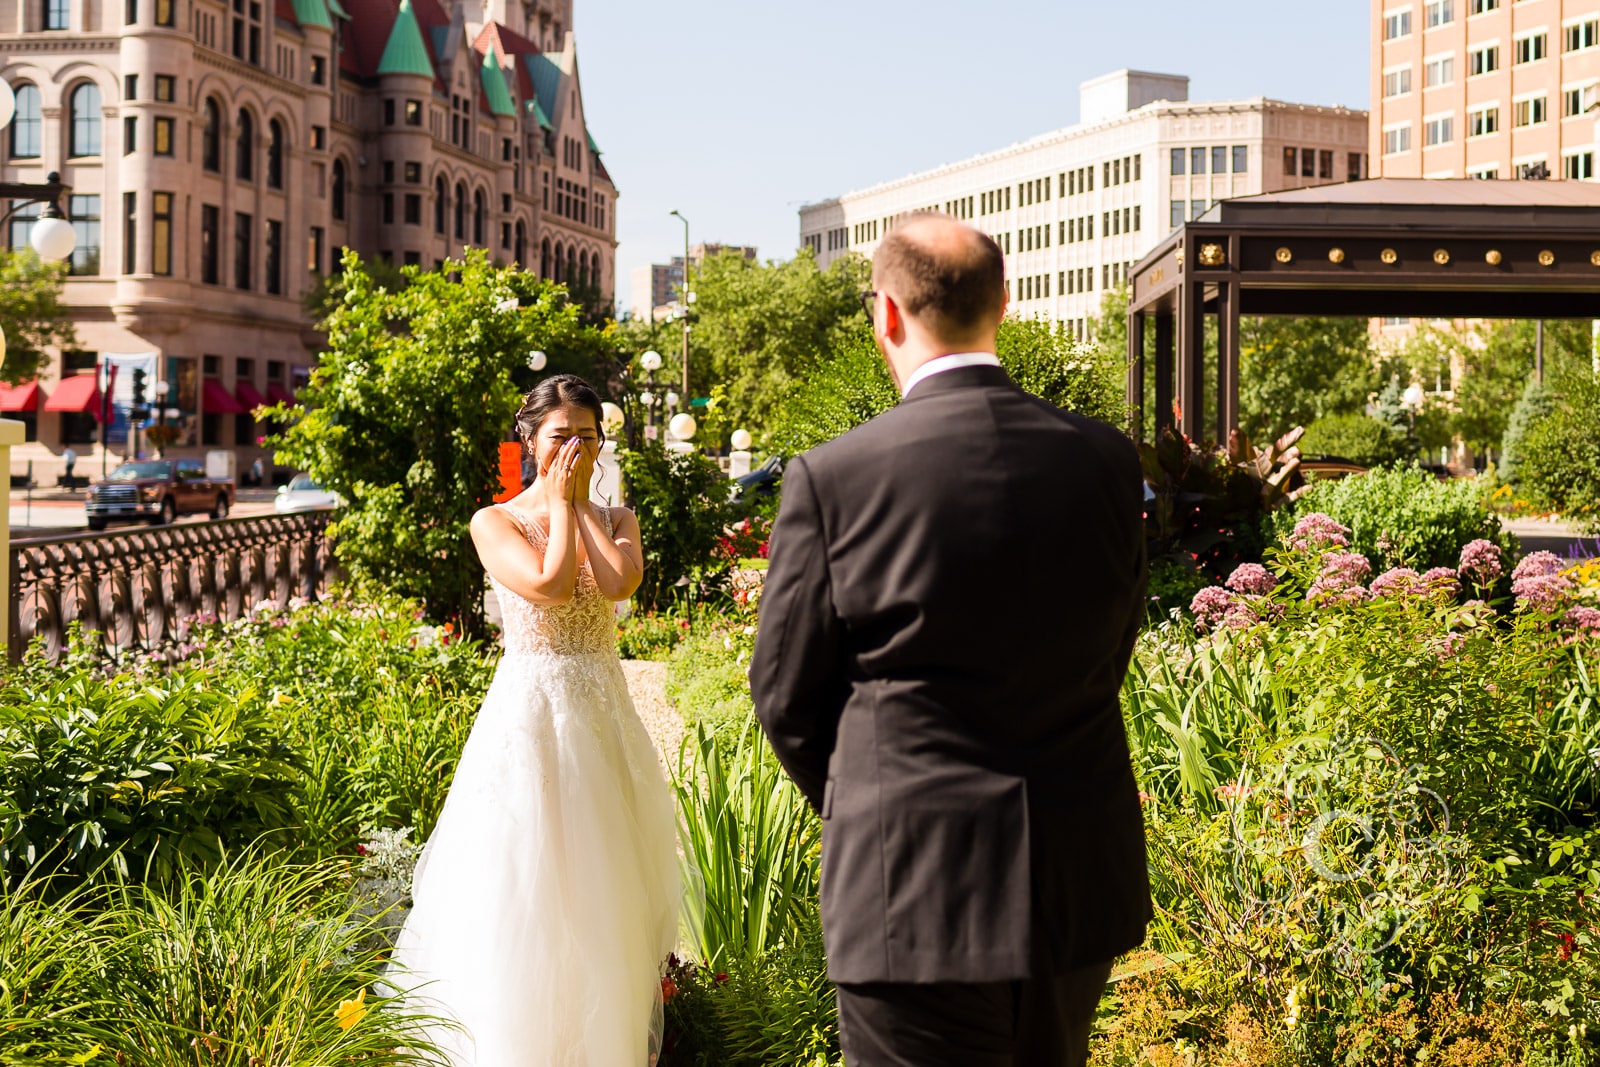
873,215,1006,347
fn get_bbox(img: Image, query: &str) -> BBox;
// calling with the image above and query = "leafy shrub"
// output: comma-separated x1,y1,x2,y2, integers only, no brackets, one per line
1139,427,1280,589
619,440,738,612
1499,376,1555,485
768,318,1127,456
1519,370,1600,528
618,610,692,661
665,625,755,731
1299,411,1412,467
1271,465,1511,572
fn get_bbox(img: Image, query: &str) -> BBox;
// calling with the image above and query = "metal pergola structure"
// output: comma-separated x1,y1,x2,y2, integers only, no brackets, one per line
1126,178,1600,443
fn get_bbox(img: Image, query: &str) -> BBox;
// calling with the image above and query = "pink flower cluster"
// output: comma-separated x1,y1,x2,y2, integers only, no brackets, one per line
1306,551,1373,605
1369,567,1422,599
1560,606,1600,643
1458,539,1505,588
1286,512,1351,553
1420,567,1461,601
1190,586,1245,632
1511,551,1576,615
1225,563,1276,596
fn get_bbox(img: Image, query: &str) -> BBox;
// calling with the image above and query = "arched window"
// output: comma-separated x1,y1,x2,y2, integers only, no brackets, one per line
454,182,466,239
266,119,284,189
68,82,102,157
553,242,564,283
235,109,253,181
577,250,589,289
514,221,526,266
567,247,577,285
433,176,446,234
8,84,41,159
472,189,486,245
202,97,221,172
540,238,551,278
331,158,347,220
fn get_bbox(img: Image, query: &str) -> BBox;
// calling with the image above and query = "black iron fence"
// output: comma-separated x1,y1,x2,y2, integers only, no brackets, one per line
8,511,335,665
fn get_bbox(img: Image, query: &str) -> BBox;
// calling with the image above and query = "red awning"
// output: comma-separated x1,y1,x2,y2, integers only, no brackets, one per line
43,374,101,415
235,380,267,412
0,381,40,412
202,378,245,415
266,383,298,406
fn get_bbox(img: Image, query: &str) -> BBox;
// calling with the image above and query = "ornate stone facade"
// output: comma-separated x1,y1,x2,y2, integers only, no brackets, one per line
0,0,615,481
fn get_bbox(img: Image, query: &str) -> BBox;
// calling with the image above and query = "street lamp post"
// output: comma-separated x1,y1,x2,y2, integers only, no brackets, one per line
669,210,690,400
639,350,664,435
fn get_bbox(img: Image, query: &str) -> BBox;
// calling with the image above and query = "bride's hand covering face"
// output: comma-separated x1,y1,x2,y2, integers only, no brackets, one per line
533,404,601,507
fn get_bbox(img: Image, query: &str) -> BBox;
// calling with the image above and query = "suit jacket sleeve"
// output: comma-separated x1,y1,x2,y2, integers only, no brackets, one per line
749,455,845,812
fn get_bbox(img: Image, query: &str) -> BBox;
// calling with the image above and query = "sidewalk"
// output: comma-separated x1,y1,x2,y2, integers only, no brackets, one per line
9,493,281,540
1504,517,1600,559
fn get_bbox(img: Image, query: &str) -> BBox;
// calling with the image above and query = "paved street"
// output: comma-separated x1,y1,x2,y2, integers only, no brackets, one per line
9,488,283,540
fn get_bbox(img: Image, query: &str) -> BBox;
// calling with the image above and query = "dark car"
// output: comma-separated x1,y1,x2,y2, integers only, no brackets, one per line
730,455,783,503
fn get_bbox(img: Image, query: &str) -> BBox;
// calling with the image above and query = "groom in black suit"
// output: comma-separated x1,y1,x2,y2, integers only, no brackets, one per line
750,214,1151,1065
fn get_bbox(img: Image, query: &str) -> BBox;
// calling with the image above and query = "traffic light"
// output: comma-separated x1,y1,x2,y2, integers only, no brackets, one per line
131,368,146,407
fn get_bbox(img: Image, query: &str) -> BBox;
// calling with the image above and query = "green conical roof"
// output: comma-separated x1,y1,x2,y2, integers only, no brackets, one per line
481,49,515,117
586,126,600,154
377,0,434,78
527,97,552,129
290,0,331,29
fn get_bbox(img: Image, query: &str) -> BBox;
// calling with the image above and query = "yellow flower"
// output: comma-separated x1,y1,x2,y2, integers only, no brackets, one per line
275,692,293,706
334,988,367,1030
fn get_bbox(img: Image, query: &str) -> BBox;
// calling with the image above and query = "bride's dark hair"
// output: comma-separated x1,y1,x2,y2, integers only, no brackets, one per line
514,374,607,449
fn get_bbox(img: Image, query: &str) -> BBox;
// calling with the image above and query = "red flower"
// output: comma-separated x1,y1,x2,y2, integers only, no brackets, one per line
1559,933,1577,962
355,844,367,856
714,972,729,985
661,976,678,1002
679,620,690,630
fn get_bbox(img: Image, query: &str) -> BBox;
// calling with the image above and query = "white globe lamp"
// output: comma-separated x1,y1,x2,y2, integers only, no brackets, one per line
527,350,547,372
665,391,680,410
600,401,624,430
639,390,655,408
639,350,663,373
668,412,697,442
731,429,753,451
1402,383,1425,410
164,407,180,421
29,213,77,263
154,380,170,400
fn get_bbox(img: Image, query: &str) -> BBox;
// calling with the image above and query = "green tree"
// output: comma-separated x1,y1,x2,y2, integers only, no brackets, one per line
1517,368,1600,525
265,249,587,637
0,249,78,385
681,248,871,439
615,442,734,612
1236,317,1378,444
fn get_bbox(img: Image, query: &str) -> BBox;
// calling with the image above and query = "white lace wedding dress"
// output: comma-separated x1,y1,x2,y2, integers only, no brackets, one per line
385,502,681,1066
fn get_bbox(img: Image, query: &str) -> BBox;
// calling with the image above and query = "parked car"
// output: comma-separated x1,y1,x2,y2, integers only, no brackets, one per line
85,459,236,530
274,472,344,513
729,455,784,503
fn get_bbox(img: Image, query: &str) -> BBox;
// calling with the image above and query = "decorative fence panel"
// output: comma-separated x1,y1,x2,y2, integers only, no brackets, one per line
7,511,335,665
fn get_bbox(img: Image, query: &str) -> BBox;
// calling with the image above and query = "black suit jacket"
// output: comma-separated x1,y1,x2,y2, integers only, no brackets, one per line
749,364,1151,985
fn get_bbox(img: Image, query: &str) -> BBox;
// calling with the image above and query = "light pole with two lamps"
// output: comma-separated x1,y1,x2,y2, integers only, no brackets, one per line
669,210,691,400
638,349,664,436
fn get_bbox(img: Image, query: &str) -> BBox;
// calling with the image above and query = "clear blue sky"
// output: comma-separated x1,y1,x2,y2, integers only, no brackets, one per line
577,1,1372,312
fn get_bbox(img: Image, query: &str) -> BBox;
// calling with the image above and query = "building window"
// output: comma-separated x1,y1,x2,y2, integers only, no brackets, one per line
123,115,138,155
1384,125,1413,154
1565,85,1599,117
44,0,68,28
1514,33,1547,64
1168,147,1184,176
1232,145,1248,173
381,160,395,184
1566,19,1599,52
126,0,137,23
1564,151,1595,179
405,99,422,126
1384,67,1413,97
267,119,284,189
265,219,282,295
200,204,219,284
405,161,421,183
1469,45,1499,75
1513,95,1548,126
331,159,347,221
125,74,138,99
154,0,172,26
1211,145,1226,174
122,192,137,274
234,211,252,289
404,193,421,225
310,55,327,85
1384,8,1412,39
382,193,394,225
473,189,486,245
1425,0,1453,26
1424,115,1454,145
1191,146,1205,174
1424,55,1454,86
1319,149,1333,177
67,194,100,275
1468,105,1500,135
201,98,222,171
154,116,174,156
310,124,325,150
1471,165,1500,179
154,74,175,102
434,177,446,234
69,82,102,157
235,109,254,180
308,226,325,275
454,182,466,238
152,191,172,276
1301,148,1315,177
8,84,41,158
1469,0,1496,12
384,99,395,126
1283,146,1296,175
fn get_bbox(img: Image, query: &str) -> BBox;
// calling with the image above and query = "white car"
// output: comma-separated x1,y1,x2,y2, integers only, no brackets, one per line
274,473,344,513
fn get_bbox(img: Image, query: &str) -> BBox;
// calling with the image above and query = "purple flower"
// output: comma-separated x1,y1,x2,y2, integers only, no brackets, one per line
1420,567,1461,601
1286,513,1352,553
1512,552,1574,614
1370,567,1422,599
1225,563,1277,596
1458,540,1505,587
1307,551,1373,604
1190,586,1238,632
1561,606,1600,643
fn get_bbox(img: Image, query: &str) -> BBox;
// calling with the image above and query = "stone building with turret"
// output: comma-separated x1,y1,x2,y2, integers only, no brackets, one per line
0,0,615,481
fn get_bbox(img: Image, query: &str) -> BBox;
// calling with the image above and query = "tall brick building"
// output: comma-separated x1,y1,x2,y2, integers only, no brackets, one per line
0,0,616,480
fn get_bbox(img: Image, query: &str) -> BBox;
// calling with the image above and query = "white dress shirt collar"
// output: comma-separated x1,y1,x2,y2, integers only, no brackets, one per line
900,352,1002,398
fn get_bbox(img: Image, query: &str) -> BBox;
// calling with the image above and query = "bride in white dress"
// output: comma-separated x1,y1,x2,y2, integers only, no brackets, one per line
386,375,681,1066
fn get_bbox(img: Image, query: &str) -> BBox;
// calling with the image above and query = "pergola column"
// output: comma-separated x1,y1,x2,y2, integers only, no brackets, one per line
1153,309,1174,435
1177,279,1205,440
1217,277,1240,443
1126,308,1145,436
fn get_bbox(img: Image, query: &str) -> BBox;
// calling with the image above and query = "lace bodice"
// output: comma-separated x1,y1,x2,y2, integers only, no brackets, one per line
489,503,618,656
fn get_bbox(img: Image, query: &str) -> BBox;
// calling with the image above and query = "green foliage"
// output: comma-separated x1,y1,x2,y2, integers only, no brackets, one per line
0,248,78,385
1138,428,1275,586
1518,370,1600,527
266,248,587,636
617,609,692,661
618,441,738,612
665,625,755,731
1237,317,1379,445
1273,465,1511,572
0,851,445,1065
769,317,1127,456
1299,411,1412,467
1500,376,1557,486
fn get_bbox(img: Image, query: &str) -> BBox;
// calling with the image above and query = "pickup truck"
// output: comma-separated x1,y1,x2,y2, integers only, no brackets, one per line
85,459,236,530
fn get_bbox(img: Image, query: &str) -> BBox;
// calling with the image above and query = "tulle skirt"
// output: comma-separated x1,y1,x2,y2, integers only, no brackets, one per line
385,651,681,1066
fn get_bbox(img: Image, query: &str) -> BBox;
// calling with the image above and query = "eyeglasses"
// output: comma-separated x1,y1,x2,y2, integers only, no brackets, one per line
859,290,878,318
